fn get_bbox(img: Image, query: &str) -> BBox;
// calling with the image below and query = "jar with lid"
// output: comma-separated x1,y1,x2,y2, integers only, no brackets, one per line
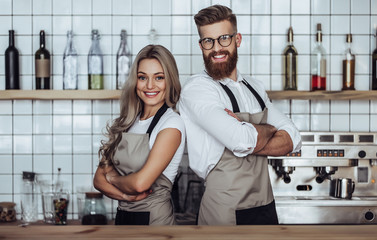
0,202,16,222
81,192,107,225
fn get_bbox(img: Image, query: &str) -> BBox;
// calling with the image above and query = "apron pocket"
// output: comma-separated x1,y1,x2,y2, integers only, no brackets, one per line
115,209,150,225
235,200,279,225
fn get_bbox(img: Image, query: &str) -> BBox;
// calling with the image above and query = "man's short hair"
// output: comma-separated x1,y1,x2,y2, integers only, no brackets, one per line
194,5,237,37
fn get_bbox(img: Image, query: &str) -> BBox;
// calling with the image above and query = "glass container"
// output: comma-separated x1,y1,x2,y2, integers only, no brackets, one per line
311,23,327,91
81,192,107,225
63,30,78,90
88,29,104,90
342,34,355,90
116,30,131,89
283,27,297,90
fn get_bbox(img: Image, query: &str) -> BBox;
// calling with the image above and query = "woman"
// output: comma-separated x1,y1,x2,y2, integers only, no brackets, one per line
93,45,185,225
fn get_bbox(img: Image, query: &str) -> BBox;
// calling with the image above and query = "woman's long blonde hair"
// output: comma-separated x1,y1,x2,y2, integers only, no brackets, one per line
98,44,181,167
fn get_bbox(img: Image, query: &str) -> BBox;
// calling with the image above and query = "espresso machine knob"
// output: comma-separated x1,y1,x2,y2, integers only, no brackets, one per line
365,211,374,221
358,150,366,158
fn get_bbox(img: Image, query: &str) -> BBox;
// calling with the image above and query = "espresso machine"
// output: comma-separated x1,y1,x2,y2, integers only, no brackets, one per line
268,132,377,224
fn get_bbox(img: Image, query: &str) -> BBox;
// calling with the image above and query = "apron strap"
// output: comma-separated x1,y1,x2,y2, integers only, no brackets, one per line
219,79,266,112
241,80,266,110
219,82,240,113
146,103,169,138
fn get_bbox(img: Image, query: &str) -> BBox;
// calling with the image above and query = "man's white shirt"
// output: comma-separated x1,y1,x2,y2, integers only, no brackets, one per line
178,70,302,179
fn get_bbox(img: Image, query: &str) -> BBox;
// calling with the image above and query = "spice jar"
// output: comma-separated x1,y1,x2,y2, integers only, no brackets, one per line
0,202,16,222
81,192,107,225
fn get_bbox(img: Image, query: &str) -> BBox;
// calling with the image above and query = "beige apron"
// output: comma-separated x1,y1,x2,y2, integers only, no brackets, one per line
112,104,175,225
198,80,276,225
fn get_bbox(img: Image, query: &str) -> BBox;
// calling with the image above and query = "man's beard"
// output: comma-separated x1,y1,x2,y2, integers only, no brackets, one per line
203,49,238,80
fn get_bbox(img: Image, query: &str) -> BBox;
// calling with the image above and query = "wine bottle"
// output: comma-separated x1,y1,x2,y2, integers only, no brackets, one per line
35,30,51,89
283,27,297,90
342,34,355,90
88,29,104,90
311,23,326,91
63,31,78,90
372,29,377,90
5,30,20,89
116,30,131,90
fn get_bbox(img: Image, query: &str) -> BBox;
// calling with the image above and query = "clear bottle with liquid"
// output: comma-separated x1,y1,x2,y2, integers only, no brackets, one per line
116,30,131,90
372,29,377,90
63,31,78,90
342,34,355,90
311,23,327,91
88,29,104,89
283,27,297,90
21,171,38,223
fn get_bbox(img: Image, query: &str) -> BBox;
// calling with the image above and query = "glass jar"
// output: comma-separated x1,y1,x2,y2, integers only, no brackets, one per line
81,192,107,225
21,171,38,223
0,202,16,222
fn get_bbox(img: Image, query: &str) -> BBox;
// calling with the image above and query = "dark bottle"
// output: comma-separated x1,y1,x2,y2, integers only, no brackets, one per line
342,34,355,90
311,23,327,91
5,30,20,89
35,30,51,89
372,29,377,90
283,27,297,90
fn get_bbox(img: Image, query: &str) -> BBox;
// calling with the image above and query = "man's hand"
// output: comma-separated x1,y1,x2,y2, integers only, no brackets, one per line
121,190,152,202
224,108,277,153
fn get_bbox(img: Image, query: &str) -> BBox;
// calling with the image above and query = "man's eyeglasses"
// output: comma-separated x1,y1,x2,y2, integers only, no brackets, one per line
199,33,237,50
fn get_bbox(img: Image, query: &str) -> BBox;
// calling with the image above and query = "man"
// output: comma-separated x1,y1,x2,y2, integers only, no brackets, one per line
178,5,302,225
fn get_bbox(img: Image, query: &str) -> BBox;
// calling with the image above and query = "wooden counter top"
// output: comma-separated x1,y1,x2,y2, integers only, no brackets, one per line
0,223,376,239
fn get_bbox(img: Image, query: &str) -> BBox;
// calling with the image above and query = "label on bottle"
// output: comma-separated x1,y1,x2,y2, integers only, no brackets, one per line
36,59,50,78
320,59,326,77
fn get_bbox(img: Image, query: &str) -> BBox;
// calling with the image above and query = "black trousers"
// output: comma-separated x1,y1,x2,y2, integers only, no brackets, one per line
115,208,150,225
235,200,279,225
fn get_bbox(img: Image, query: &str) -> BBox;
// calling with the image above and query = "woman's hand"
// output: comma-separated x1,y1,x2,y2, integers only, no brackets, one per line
225,108,241,122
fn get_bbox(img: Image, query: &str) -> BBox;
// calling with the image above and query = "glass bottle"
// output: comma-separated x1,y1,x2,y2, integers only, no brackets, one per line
342,34,355,90
88,29,104,90
5,30,20,90
372,29,377,90
63,31,78,90
21,171,38,223
35,30,51,89
116,30,131,89
283,27,297,90
311,23,326,91
81,192,107,225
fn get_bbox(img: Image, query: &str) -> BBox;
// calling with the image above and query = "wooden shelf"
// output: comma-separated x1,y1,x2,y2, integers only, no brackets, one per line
0,90,122,100
0,90,376,100
267,90,377,100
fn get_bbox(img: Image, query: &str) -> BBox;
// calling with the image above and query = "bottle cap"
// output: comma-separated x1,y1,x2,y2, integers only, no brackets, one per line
346,33,352,43
287,27,294,42
317,23,322,31
316,23,322,42
22,171,35,181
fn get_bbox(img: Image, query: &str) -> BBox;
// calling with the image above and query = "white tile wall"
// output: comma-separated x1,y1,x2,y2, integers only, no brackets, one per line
0,0,377,220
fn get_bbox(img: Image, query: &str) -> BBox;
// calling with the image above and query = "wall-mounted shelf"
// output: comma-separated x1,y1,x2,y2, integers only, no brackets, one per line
267,91,377,100
0,90,122,100
0,90,376,100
